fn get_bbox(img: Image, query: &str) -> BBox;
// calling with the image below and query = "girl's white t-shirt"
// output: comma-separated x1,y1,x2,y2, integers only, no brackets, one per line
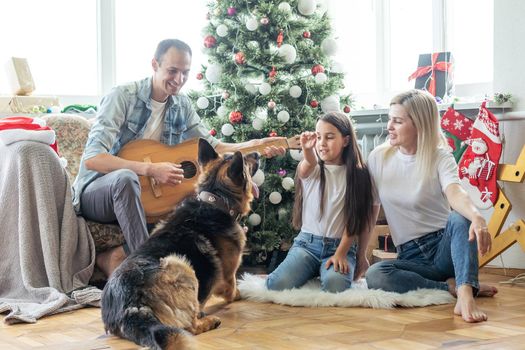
142,99,167,141
367,146,460,246
300,164,347,239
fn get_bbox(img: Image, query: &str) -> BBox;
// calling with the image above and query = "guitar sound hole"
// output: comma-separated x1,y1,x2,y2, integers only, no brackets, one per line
181,161,197,179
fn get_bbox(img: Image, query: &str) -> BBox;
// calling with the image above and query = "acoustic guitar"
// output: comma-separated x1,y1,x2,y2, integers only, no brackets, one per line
118,136,301,223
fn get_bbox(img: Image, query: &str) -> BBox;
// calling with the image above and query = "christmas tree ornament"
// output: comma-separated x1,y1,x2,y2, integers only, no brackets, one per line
278,2,292,13
222,91,230,99
205,63,222,83
269,130,278,137
213,8,221,16
440,107,473,162
278,208,288,221
216,24,228,37
314,72,328,84
209,128,217,136
221,123,234,136
277,168,287,177
321,38,338,56
269,191,282,204
245,83,258,94
298,0,316,16
278,44,297,64
269,66,277,78
255,108,268,121
196,96,210,109
343,105,351,113
248,213,262,226
252,169,265,186
229,110,243,124
310,99,319,108
303,31,311,39
277,110,290,123
311,64,325,76
276,30,284,48
227,7,237,16
259,82,272,95
260,17,269,25
458,102,502,208
321,95,340,112
234,51,246,65
281,177,294,190
216,105,228,117
290,150,304,161
252,118,264,130
267,100,276,110
196,72,203,80
203,35,217,48
289,85,302,98
246,17,258,31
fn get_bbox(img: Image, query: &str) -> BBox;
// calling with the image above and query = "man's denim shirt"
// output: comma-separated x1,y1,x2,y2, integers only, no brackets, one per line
72,77,218,214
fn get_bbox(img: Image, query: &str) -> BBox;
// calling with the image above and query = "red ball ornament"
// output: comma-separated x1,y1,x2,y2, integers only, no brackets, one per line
204,35,217,48
196,73,203,80
260,17,269,25
303,31,311,39
269,130,278,137
343,105,351,113
209,128,217,136
311,64,325,76
268,100,276,109
269,66,277,78
234,51,246,65
229,111,243,124
227,7,237,16
310,100,319,108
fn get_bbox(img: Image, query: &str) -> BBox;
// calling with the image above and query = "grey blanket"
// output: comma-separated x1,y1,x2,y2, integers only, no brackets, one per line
0,141,101,324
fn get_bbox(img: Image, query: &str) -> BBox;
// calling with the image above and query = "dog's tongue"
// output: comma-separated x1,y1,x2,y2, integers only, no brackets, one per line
251,181,259,199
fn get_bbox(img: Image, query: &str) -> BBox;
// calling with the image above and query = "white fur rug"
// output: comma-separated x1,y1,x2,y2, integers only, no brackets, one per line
238,273,455,309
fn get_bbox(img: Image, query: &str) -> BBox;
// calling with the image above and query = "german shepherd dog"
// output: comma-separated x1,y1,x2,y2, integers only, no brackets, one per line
101,139,259,349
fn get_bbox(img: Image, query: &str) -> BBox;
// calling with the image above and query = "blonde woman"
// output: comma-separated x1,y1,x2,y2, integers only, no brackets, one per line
365,89,497,323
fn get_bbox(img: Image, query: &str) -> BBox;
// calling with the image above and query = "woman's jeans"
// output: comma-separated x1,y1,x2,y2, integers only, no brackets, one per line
266,231,357,293
365,211,480,294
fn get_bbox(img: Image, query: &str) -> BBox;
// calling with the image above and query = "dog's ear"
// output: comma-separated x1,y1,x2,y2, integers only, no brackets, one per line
227,151,245,185
198,138,218,166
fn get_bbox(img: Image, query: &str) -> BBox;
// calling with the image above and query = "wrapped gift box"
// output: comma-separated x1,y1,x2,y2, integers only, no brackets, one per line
409,52,454,98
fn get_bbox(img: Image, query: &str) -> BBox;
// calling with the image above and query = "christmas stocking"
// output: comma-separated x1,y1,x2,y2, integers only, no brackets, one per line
440,107,473,163
458,102,502,208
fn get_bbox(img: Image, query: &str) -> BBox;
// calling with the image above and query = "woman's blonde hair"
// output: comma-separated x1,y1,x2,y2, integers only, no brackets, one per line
385,89,448,182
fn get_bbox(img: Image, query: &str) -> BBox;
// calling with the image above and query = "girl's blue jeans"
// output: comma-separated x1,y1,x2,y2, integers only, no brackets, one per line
365,211,480,294
266,231,357,293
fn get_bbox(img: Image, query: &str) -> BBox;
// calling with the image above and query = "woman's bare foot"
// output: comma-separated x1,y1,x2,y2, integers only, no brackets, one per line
477,284,498,297
453,285,488,323
96,245,126,277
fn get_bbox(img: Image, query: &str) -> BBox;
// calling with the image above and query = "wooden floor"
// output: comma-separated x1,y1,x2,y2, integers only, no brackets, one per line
1,269,524,350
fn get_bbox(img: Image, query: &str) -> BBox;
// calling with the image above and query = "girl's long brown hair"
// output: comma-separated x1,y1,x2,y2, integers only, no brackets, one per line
292,112,374,237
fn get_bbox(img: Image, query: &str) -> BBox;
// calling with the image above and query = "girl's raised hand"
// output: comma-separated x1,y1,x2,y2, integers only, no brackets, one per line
300,131,317,150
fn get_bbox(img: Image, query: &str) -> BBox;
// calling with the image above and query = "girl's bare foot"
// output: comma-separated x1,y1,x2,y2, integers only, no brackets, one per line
453,285,488,323
96,245,126,277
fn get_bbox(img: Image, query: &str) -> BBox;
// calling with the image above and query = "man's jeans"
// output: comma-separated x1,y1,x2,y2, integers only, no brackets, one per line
266,231,357,293
365,211,480,294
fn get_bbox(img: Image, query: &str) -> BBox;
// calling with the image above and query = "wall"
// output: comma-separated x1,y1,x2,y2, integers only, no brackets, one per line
489,0,525,268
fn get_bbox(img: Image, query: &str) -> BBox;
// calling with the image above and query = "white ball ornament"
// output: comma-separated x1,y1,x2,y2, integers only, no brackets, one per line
255,108,268,121
259,82,272,95
196,96,210,109
277,110,290,123
298,0,316,16
269,191,282,205
252,118,264,131
321,95,341,113
314,72,328,84
221,123,234,136
205,63,222,84
248,213,261,226
278,44,297,64
278,2,291,12
252,169,265,186
246,17,258,31
216,24,228,37
245,83,258,94
290,149,304,161
321,38,338,56
217,105,228,117
281,177,294,191
289,85,302,98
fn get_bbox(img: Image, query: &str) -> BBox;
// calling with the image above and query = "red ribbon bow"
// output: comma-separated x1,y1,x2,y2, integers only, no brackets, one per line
408,53,453,96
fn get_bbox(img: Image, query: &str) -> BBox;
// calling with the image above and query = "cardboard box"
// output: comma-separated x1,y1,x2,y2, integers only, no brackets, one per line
409,52,454,98
5,57,36,96
8,95,60,113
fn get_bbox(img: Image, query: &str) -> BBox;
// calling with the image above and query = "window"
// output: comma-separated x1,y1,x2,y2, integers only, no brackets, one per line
0,0,98,96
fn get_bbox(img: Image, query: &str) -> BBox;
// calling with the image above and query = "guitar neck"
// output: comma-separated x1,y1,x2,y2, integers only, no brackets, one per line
238,137,299,154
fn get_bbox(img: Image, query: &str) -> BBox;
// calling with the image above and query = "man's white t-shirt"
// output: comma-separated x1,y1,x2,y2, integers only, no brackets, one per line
142,99,167,141
301,164,347,239
367,146,460,246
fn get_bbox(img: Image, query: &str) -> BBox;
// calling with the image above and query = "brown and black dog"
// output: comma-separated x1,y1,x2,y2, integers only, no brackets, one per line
101,139,259,350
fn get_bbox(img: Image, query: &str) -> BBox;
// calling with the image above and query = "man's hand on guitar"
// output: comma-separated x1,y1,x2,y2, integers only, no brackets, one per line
148,162,184,186
259,137,287,158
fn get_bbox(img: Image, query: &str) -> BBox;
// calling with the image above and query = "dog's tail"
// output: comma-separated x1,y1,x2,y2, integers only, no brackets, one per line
107,306,195,350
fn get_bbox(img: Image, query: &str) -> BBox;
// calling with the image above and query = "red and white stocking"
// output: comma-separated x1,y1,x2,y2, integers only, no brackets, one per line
458,102,502,208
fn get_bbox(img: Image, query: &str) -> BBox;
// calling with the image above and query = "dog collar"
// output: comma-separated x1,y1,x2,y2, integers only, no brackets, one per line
198,191,241,221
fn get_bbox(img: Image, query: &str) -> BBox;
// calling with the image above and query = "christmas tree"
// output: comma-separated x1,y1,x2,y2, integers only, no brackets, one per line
189,0,353,268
